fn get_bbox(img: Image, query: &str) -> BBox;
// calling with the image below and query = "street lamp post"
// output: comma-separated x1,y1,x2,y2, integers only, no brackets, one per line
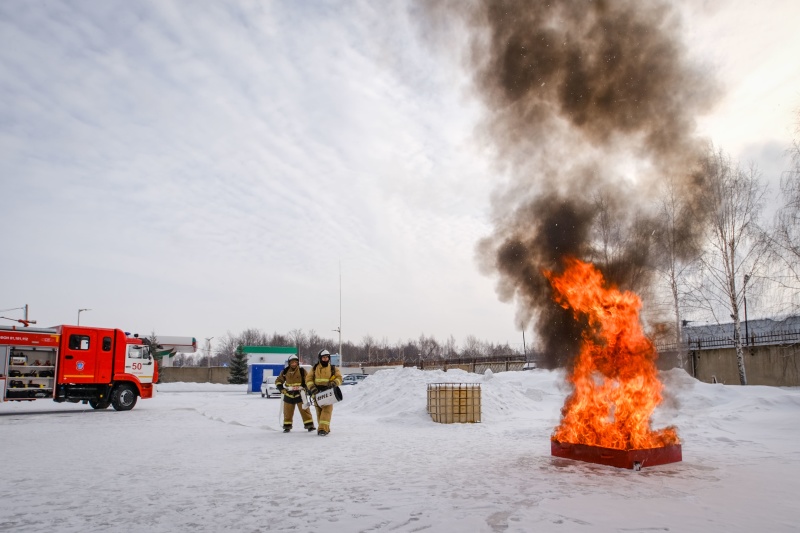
205,337,214,367
205,337,214,383
743,275,750,346
77,308,91,325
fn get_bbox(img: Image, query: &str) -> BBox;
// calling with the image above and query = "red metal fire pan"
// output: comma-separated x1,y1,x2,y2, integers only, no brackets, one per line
551,440,682,470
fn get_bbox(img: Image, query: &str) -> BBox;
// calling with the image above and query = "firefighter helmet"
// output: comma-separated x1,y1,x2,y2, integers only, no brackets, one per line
288,354,299,363
318,349,331,362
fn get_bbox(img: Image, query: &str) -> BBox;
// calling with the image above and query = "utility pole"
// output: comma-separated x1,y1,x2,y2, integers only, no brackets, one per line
77,308,91,326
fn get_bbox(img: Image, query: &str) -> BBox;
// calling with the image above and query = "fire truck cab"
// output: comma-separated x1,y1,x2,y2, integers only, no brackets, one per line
0,325,157,410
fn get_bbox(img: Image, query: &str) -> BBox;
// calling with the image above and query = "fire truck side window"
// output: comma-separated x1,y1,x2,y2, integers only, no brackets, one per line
127,345,143,359
68,335,90,350
102,337,112,351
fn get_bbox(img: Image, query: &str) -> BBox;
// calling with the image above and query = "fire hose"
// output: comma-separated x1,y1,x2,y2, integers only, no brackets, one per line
275,385,341,430
277,385,316,429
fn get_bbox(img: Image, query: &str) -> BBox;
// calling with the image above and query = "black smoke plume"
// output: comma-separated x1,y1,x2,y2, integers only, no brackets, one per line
419,0,717,367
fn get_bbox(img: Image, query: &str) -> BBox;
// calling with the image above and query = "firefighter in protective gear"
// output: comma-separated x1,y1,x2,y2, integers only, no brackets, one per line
275,354,315,432
306,349,342,436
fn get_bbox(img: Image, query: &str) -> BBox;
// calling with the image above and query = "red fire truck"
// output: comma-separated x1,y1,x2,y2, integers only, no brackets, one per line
0,325,157,410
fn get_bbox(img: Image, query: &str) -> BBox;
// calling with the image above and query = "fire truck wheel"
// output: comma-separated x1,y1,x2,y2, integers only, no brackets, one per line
89,399,111,410
111,384,138,411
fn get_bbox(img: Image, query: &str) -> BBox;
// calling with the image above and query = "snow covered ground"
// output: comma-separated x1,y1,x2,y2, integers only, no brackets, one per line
1,368,799,532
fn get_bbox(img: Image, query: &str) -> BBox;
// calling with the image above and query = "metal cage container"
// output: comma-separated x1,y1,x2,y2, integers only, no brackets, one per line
426,383,481,423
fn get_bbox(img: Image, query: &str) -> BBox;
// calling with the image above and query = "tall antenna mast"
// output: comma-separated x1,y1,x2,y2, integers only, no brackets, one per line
339,260,343,367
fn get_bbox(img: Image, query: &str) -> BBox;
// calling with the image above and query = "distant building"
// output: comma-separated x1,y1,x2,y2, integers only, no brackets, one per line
242,346,297,394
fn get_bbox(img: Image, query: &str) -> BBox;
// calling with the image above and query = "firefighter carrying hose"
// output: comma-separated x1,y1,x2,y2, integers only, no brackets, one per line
275,354,315,433
307,349,342,436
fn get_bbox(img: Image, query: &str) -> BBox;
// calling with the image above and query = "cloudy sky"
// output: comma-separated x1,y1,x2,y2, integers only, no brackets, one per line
1,0,799,351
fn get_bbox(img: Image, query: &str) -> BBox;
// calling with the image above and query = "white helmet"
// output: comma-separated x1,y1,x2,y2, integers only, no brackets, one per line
288,354,299,363
317,349,330,362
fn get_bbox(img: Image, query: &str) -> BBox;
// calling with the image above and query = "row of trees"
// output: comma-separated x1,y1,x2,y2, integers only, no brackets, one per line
173,329,528,369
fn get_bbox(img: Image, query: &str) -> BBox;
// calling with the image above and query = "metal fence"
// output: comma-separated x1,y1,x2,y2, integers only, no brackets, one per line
685,329,800,351
403,354,527,372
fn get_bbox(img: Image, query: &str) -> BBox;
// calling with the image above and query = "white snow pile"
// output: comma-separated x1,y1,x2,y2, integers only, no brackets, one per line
1,367,799,533
337,367,563,424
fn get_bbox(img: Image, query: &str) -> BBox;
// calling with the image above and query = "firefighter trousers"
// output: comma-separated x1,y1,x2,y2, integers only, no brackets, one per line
315,404,334,432
283,401,314,429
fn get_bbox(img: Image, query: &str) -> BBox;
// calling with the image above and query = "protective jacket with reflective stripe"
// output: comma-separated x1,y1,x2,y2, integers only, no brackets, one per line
309,363,342,391
275,366,307,404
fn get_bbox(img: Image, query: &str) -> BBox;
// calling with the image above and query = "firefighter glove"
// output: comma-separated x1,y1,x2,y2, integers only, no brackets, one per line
308,387,317,396
276,384,284,392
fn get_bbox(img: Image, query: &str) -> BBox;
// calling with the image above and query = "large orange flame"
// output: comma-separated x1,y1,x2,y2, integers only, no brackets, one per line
546,257,678,450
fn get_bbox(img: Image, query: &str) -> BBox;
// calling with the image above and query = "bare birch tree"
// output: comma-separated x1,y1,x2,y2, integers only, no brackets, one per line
693,147,769,385
652,176,705,354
